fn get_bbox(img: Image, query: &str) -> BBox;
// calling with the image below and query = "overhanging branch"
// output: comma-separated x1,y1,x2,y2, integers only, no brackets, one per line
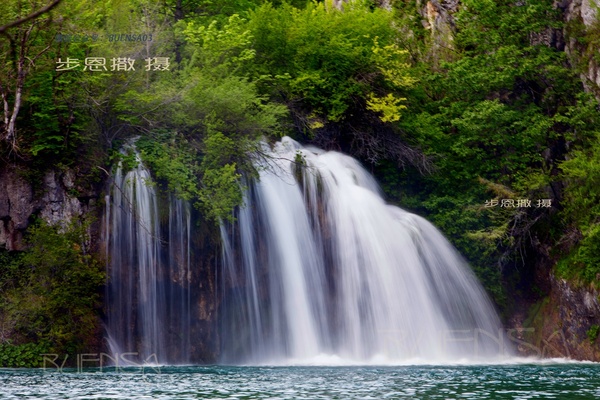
0,0,63,34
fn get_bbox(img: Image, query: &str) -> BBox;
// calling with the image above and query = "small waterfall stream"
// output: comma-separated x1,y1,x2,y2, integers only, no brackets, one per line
104,146,192,363
220,137,510,364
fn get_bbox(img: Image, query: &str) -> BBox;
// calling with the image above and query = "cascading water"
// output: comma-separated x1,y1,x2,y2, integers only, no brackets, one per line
220,137,511,364
105,145,192,363
167,197,192,363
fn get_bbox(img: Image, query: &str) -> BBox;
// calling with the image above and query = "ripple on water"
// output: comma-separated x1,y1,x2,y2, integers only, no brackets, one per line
2,364,600,399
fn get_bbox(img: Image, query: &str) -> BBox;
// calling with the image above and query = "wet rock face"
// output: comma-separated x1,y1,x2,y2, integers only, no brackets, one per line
578,0,598,28
548,276,600,360
422,0,459,29
561,0,600,96
0,168,36,250
0,167,98,250
39,170,85,228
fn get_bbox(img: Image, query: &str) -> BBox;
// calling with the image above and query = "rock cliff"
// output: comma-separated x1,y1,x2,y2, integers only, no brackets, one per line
0,166,99,250
561,0,600,96
524,275,600,360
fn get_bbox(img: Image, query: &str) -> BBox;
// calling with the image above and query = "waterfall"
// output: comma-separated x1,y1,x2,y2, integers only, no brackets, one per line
167,197,192,363
220,137,510,364
105,145,192,363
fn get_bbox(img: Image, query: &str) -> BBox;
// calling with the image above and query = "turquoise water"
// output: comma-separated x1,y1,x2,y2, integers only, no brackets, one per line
2,363,600,399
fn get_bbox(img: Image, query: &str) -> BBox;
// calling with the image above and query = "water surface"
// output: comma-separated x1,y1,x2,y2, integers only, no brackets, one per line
2,363,599,399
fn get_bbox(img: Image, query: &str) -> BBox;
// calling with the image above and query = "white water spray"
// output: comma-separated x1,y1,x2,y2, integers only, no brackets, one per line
220,137,510,364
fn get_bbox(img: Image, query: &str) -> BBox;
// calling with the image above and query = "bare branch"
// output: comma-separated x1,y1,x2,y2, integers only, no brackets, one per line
0,0,63,34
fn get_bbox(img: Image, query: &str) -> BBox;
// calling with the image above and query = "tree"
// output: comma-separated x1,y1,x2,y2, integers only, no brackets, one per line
0,0,61,151
0,0,62,33
244,1,425,167
0,0,102,157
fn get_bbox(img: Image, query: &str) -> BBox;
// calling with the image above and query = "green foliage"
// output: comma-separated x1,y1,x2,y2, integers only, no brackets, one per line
176,74,286,138
184,14,256,74
198,131,245,222
199,163,243,222
108,146,139,173
177,14,288,137
556,224,600,285
560,135,600,229
418,194,508,309
587,325,600,343
137,133,201,201
0,220,105,357
0,250,24,292
555,94,600,284
384,0,595,310
0,342,51,368
575,225,600,284
127,11,288,222
162,0,292,22
246,1,414,125
0,0,105,161
136,130,247,223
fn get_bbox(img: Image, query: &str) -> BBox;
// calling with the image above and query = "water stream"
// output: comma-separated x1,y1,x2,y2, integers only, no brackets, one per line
220,137,510,364
105,146,192,363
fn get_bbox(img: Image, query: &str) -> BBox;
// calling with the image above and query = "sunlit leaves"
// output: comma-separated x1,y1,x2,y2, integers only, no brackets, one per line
366,93,406,123
184,14,256,74
199,131,243,222
247,1,414,124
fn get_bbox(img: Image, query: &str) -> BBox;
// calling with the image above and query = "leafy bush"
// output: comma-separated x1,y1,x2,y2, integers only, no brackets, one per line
0,342,51,368
0,219,105,359
247,1,414,125
556,224,600,285
587,325,600,343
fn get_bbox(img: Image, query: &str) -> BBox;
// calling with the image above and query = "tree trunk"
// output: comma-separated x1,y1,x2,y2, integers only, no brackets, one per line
4,24,33,148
